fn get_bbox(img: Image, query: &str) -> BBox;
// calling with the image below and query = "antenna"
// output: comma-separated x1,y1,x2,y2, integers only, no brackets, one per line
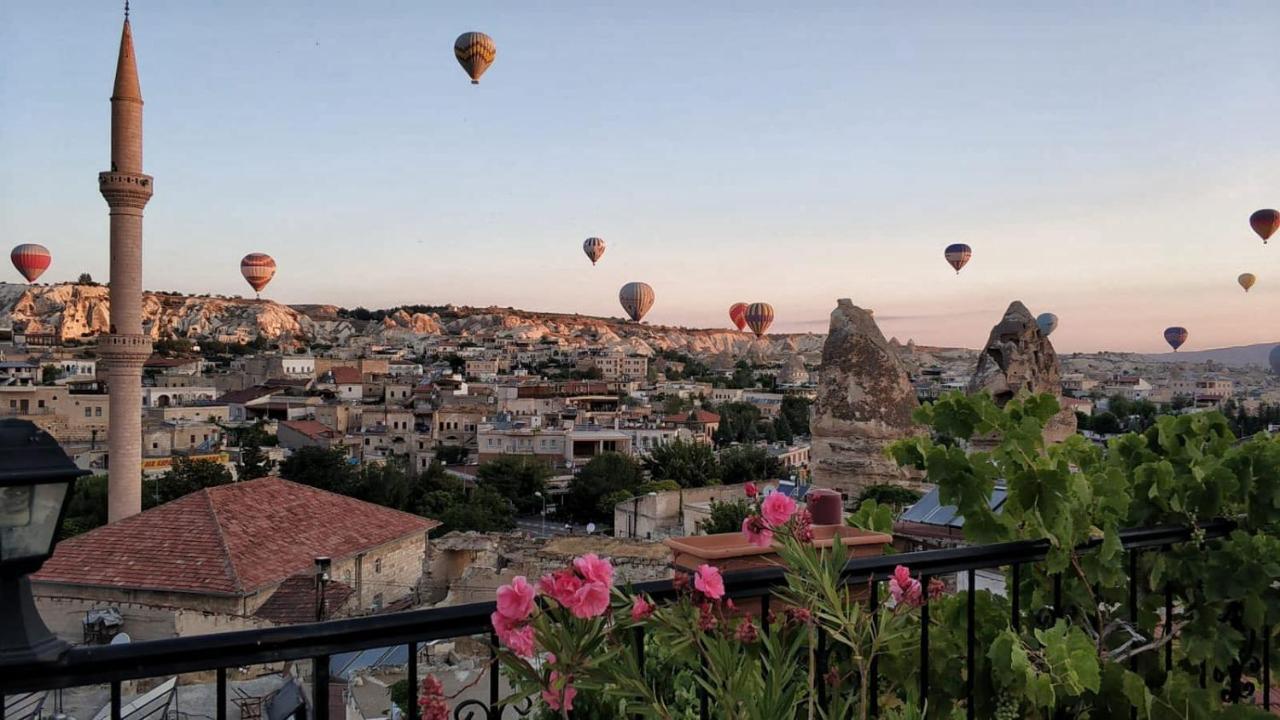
124,0,130,19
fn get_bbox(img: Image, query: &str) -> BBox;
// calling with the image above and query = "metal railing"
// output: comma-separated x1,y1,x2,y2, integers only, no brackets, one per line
0,520,1268,719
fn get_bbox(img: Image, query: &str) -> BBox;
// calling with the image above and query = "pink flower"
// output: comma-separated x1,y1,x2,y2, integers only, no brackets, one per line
793,508,815,543
741,515,774,547
542,671,577,712
744,481,758,498
539,570,582,608
631,596,653,622
697,604,718,632
418,675,450,720
491,611,535,657
568,581,611,618
785,606,812,625
889,565,923,607
928,577,946,600
735,618,759,643
694,564,725,600
496,576,535,621
761,492,797,527
573,553,614,587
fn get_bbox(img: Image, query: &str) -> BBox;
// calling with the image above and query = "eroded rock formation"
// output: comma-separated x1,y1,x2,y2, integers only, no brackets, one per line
968,301,1076,443
810,299,926,496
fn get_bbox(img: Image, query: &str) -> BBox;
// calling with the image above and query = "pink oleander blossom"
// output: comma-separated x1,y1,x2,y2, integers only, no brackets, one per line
542,671,577,712
539,569,582,608
573,553,614,587
418,675,450,720
741,515,774,547
761,491,797,527
569,581,611,618
928,577,946,600
496,576,535,621
793,508,815,543
694,564,725,600
735,618,759,643
631,596,653,622
491,611,536,657
744,481,758,498
889,565,923,607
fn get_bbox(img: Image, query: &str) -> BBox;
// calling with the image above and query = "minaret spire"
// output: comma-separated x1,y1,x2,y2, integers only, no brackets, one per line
100,9,153,523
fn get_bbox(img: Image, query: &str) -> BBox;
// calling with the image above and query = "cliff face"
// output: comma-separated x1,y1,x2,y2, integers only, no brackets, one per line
0,283,827,359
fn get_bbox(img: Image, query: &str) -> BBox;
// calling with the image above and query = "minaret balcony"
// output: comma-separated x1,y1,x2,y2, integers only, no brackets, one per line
98,171,153,209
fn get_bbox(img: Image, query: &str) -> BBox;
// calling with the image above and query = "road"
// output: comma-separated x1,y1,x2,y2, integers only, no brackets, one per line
514,516,602,539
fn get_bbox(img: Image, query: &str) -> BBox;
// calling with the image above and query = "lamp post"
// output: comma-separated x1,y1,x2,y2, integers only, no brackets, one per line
534,491,546,537
0,419,90,666
314,556,331,622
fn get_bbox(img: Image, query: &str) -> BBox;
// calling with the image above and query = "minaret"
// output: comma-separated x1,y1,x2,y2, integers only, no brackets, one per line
99,7,153,522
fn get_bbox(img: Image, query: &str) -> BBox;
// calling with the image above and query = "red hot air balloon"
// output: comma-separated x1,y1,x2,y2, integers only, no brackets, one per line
744,302,774,338
583,237,606,265
10,244,52,283
729,302,748,331
944,243,972,274
619,282,655,322
1251,209,1280,244
240,253,277,297
1163,326,1188,352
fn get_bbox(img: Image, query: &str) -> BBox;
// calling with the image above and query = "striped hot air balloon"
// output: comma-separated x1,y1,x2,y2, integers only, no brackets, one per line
240,253,276,296
1250,209,1279,244
1036,312,1058,337
944,243,972,274
1238,273,1257,293
10,244,51,283
454,32,496,84
744,302,774,338
1163,326,1188,352
583,237,606,266
619,282,655,322
728,302,748,331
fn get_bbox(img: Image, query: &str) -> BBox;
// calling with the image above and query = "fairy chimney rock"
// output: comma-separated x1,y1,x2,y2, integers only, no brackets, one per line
968,301,1076,443
810,299,925,496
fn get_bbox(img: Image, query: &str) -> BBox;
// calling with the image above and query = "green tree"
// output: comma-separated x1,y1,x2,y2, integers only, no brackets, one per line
643,439,721,488
279,446,356,494
1090,411,1122,434
60,474,109,539
773,413,795,443
435,445,470,465
41,364,62,385
714,402,762,446
854,483,921,512
143,458,233,507
696,496,752,534
235,423,273,480
565,452,645,522
76,272,96,285
477,456,550,514
718,445,782,485
728,360,756,389
780,395,811,436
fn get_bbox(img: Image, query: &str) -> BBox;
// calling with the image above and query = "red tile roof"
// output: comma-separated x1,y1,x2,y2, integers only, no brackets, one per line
35,477,438,596
216,386,280,405
329,367,362,385
252,573,354,625
280,419,341,442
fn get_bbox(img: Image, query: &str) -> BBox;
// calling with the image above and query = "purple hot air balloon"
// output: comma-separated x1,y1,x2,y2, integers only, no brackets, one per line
1163,327,1188,352
944,243,972,274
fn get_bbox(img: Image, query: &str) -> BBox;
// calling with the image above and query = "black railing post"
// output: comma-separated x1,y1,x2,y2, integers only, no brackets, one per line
1011,563,1021,632
967,569,976,720
111,680,121,720
816,628,829,709
216,667,227,720
314,655,329,720
920,573,931,706
489,633,500,720
1265,625,1272,711
407,642,418,720
869,580,879,718
761,594,771,636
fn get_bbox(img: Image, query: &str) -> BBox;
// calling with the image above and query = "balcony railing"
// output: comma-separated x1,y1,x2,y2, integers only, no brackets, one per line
1,520,1268,720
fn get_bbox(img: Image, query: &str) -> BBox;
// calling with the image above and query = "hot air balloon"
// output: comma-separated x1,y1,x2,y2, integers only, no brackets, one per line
1036,312,1058,337
583,237,606,266
240,253,277,297
1270,345,1280,375
618,282,654,322
744,302,775,338
454,32,496,84
944,243,972,274
1250,209,1279,244
729,302,748,331
10,244,51,283
1238,273,1257,293
1163,327,1188,352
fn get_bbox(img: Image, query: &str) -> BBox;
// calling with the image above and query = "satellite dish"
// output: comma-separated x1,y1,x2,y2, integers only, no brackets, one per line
586,523,596,534
110,632,132,645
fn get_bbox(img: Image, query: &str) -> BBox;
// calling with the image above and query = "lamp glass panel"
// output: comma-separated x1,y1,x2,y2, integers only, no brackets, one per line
0,483,68,562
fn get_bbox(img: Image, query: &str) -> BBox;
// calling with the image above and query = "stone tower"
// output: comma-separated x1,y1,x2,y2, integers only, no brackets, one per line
99,11,153,522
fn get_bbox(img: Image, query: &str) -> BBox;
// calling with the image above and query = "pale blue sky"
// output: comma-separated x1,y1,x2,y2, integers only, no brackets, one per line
2,1,1277,352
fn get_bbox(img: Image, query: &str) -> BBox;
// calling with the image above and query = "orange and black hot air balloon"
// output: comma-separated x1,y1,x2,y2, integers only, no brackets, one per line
10,244,51,283
240,253,276,297
619,282,655,322
583,237,606,266
728,302,748,331
744,302,774,338
454,32,496,84
1251,209,1280,244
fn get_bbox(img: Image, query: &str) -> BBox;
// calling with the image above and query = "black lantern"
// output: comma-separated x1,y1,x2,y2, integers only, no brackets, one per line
0,419,90,665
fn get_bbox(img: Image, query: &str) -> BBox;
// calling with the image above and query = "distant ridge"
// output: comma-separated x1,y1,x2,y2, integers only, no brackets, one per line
1139,342,1279,368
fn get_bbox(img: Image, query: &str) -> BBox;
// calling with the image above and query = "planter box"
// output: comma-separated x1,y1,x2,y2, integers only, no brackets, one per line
665,525,893,575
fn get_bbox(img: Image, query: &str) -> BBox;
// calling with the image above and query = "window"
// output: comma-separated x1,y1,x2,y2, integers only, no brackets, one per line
37,400,45,408
85,407,92,417
152,442,159,449
95,407,102,417
374,558,382,573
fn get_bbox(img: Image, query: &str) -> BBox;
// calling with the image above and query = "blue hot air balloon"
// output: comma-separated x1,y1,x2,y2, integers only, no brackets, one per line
1163,327,1188,352
1036,312,1058,337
